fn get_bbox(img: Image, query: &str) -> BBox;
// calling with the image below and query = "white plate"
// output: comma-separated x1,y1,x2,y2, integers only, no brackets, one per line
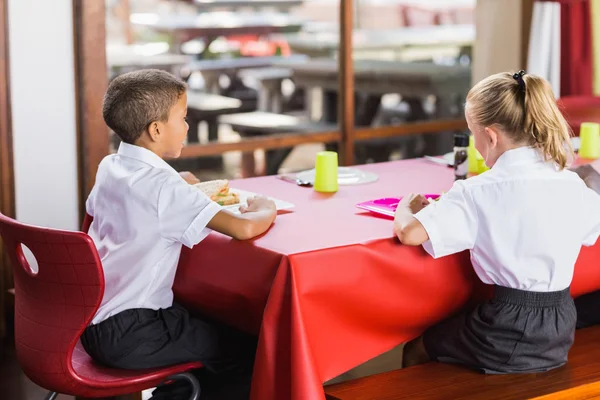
295,167,379,186
223,189,294,214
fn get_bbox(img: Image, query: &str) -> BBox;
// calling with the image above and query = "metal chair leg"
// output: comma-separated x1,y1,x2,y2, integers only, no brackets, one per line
159,372,201,400
44,392,58,400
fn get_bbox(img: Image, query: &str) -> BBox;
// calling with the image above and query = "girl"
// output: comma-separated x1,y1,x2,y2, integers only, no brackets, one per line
394,71,600,373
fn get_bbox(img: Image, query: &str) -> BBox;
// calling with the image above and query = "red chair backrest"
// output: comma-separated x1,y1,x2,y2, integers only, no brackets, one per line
0,212,104,393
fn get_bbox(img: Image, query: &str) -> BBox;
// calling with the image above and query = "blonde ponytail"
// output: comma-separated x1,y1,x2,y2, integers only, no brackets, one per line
466,72,573,169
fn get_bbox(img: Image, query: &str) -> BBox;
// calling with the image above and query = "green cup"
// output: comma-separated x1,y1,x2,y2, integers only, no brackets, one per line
314,151,338,193
579,122,600,159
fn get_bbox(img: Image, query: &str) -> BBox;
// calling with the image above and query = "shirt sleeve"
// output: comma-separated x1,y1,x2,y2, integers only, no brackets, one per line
582,184,600,246
157,174,223,248
85,186,96,217
413,181,478,258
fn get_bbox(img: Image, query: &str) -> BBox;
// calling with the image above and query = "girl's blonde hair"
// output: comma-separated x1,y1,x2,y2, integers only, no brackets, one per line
466,71,573,169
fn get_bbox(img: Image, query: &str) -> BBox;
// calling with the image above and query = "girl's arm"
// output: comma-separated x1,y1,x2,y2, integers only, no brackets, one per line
393,194,430,246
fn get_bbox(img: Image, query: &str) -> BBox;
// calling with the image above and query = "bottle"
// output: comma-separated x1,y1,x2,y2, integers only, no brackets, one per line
454,134,469,180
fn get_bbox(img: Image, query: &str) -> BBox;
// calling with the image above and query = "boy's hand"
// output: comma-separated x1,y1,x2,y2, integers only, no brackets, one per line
179,171,200,185
397,193,429,215
239,196,276,214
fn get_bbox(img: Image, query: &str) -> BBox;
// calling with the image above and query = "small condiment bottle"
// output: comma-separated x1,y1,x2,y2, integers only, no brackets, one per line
453,133,469,180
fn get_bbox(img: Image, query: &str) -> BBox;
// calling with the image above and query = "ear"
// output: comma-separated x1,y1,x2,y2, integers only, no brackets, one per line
147,121,161,143
484,125,500,148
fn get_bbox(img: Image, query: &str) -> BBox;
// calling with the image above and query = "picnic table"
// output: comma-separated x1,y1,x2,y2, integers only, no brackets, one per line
239,67,293,112
186,54,306,94
275,57,471,156
131,12,304,45
284,24,474,62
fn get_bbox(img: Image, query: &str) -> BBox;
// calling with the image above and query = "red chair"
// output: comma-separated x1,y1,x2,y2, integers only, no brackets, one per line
0,212,202,399
558,96,600,136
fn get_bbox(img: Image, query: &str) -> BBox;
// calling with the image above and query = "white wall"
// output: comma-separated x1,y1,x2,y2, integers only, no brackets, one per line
8,0,79,230
473,0,525,85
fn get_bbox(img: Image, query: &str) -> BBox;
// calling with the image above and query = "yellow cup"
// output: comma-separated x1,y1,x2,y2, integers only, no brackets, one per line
467,135,478,174
476,151,490,173
579,122,600,159
314,151,338,193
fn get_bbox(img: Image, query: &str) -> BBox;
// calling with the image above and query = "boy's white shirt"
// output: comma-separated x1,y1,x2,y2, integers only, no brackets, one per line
86,142,222,324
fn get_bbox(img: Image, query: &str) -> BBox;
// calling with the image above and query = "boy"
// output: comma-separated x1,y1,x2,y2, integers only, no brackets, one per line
81,69,277,399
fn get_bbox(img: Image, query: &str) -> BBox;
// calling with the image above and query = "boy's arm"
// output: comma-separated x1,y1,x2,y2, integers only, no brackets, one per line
208,197,277,241
158,174,277,247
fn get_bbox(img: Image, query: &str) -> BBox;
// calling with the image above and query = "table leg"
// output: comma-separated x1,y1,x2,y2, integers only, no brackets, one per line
203,72,220,94
258,86,272,112
206,116,219,143
187,116,200,144
304,86,322,121
265,148,294,176
271,81,284,114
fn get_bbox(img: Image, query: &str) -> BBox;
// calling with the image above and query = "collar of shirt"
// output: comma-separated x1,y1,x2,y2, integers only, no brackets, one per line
492,146,545,170
117,142,179,175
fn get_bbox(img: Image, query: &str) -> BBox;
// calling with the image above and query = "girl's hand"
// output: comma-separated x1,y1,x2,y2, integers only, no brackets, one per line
397,193,430,215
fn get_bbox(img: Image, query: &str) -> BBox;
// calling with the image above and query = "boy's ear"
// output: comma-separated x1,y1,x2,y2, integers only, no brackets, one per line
147,121,161,142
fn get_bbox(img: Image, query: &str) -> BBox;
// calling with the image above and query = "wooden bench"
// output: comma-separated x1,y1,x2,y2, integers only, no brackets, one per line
325,326,600,400
219,111,335,176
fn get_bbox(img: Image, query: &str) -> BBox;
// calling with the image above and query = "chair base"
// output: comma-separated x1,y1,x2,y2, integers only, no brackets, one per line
154,372,201,400
49,372,200,400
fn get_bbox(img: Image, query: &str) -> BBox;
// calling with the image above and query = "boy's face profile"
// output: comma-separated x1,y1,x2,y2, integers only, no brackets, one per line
147,92,189,159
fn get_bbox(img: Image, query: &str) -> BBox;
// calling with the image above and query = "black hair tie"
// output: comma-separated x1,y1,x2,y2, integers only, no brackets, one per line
513,70,526,92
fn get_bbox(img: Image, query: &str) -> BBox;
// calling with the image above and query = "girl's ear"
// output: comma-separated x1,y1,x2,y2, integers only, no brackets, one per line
484,125,500,149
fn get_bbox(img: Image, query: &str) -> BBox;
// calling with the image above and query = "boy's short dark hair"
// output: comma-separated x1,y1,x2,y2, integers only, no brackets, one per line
103,69,187,144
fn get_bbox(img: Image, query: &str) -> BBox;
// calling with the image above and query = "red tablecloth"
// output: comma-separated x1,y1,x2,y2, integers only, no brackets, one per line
173,159,600,400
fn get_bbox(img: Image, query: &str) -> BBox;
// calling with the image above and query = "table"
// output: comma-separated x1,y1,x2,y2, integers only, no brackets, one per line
187,54,306,94
173,159,600,400
186,0,304,12
131,12,304,44
106,44,191,78
186,91,242,143
239,67,293,112
284,25,474,61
